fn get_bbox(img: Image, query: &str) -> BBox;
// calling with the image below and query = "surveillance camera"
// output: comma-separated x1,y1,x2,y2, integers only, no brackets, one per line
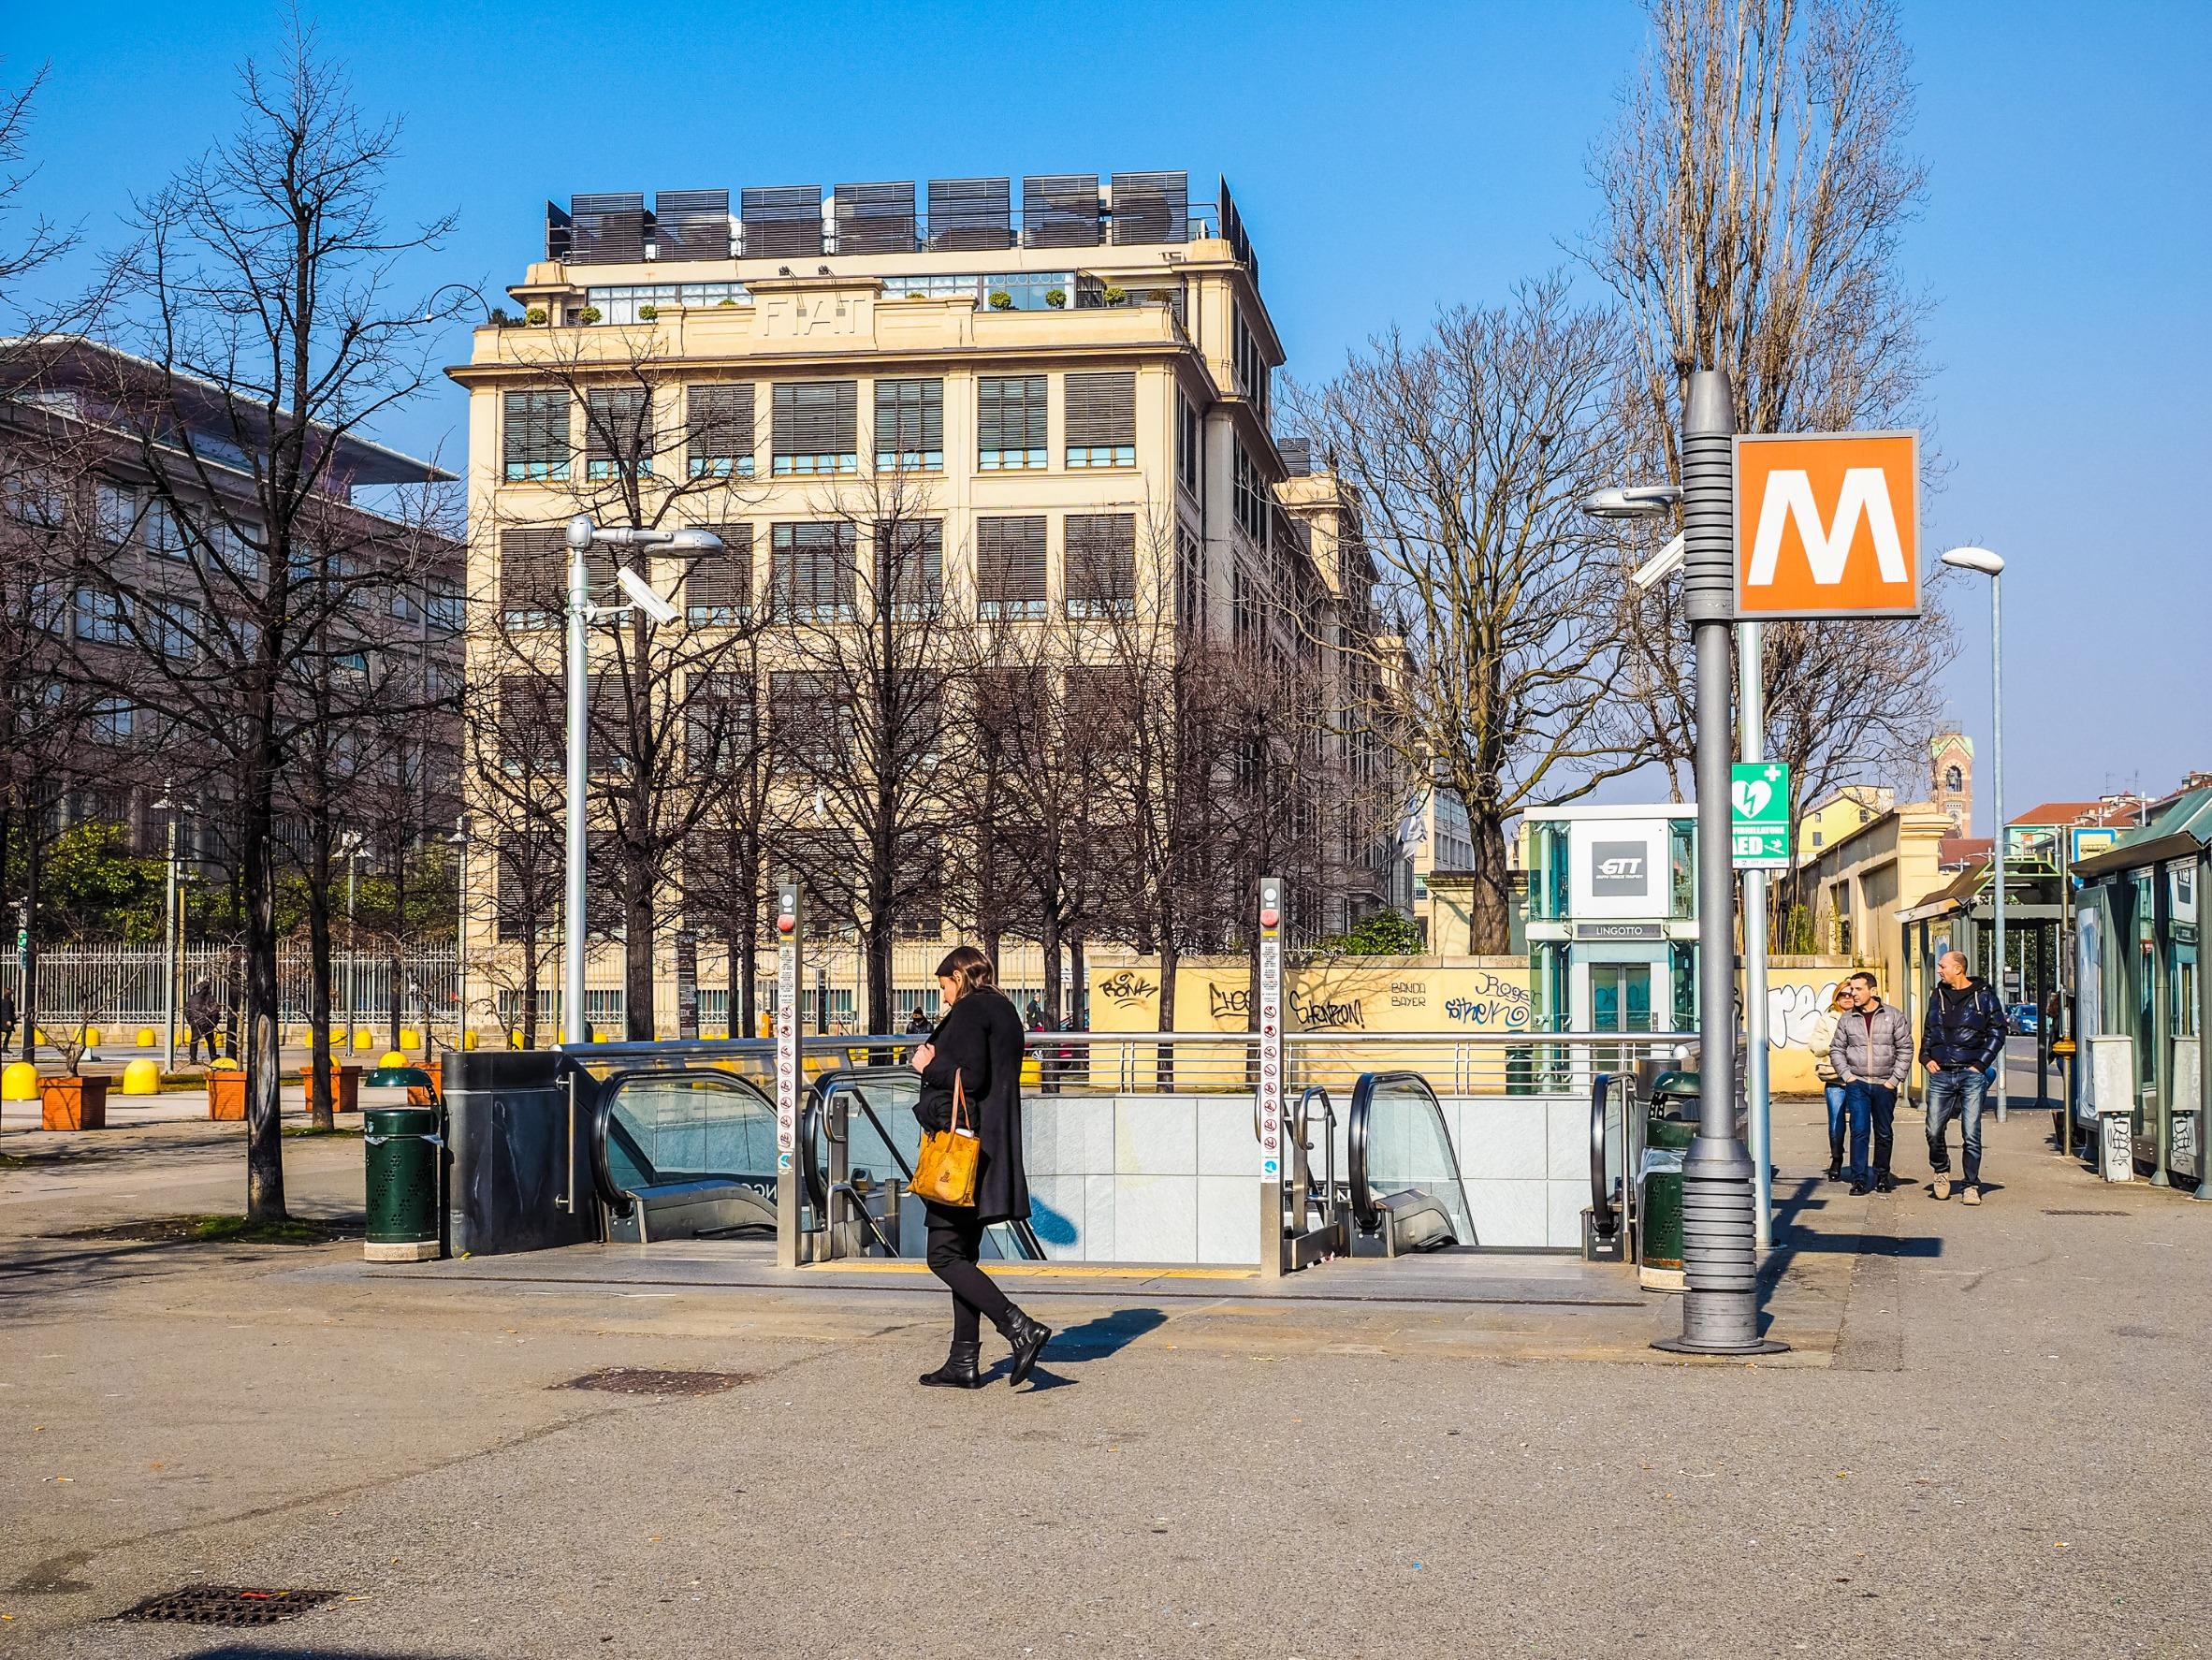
617,564,680,626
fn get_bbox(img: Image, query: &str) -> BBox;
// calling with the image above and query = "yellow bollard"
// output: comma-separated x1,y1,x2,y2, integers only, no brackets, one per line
377,1050,406,1070
2,1061,36,1100
399,1027,421,1050
351,1028,378,1053
83,1027,101,1047
137,1027,158,1048
463,1029,480,1050
123,1057,162,1096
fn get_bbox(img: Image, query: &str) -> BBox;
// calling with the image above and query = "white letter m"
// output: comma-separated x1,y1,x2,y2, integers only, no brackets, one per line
1747,468,1906,587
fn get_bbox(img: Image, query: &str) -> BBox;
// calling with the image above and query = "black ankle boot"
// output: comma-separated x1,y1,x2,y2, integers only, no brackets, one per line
919,1340,984,1389
998,1306,1052,1387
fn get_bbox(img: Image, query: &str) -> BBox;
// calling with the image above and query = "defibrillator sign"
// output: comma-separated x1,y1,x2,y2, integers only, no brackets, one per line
1734,431,1921,619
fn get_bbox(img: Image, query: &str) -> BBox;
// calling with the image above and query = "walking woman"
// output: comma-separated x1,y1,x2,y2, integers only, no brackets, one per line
910,945,1051,1389
1811,982,1855,1182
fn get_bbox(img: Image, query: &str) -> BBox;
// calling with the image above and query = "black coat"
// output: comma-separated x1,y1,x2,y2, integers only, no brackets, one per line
1921,976,2006,1072
914,985,1030,1224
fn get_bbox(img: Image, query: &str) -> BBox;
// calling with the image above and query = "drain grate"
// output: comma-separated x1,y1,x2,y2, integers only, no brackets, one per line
115,1584,342,1626
2044,1208,2126,1216
555,1367,755,1397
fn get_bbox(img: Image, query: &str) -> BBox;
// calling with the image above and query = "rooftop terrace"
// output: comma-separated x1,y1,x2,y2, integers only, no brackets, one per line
545,171,1259,277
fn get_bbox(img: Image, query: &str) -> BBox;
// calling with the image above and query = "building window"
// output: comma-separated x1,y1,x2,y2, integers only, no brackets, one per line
1231,440,1270,546
74,587,127,645
1232,306,1270,424
770,670,851,770
499,528,565,629
91,697,136,741
1945,764,1962,792
876,517,943,619
771,381,859,474
975,517,1047,618
1064,513,1135,618
149,596,199,658
1176,527,1205,633
686,524,752,623
1176,395,1202,498
769,522,856,619
502,390,571,481
686,384,755,478
143,498,185,557
873,378,943,471
584,282,750,323
982,272,1071,312
584,387,653,480
94,482,137,544
978,375,1047,471
1065,371,1136,468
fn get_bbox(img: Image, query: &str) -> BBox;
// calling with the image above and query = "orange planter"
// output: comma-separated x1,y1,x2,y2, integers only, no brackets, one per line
39,1074,110,1131
208,1070,247,1120
408,1056,444,1106
300,1064,363,1113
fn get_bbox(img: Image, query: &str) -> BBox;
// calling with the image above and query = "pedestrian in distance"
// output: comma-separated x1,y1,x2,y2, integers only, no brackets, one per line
1810,982,1855,1182
0,986,15,1054
183,979,220,1065
1922,950,2006,1205
1829,971,1912,1195
909,945,1050,1390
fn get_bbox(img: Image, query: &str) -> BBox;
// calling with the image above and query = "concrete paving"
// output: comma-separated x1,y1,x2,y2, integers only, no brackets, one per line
0,1098,2205,1658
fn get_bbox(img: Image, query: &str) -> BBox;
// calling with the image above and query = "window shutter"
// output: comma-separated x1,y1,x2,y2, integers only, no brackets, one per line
1064,372,1135,448
687,524,752,616
873,379,943,458
499,528,566,618
502,390,569,473
1065,514,1136,604
978,376,1047,451
877,518,942,610
773,382,858,459
976,517,1047,605
687,384,753,466
585,387,648,469
771,522,856,613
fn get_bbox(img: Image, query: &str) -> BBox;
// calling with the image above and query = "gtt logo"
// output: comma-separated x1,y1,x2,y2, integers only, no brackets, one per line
1590,840,1651,898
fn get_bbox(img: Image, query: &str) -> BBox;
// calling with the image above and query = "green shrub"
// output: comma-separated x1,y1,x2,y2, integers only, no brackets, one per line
578,304,602,324
1102,284,1127,307
637,304,658,321
988,290,1013,311
525,306,547,326
1045,288,1066,308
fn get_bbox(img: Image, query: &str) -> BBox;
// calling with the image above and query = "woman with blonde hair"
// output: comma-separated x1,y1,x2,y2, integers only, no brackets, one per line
908,945,1048,1389
1810,982,1854,1182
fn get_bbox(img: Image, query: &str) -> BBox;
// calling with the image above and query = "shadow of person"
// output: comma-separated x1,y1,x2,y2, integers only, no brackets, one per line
1041,1305,1168,1362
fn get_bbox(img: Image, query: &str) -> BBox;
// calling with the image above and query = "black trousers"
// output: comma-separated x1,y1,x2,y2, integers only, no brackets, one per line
925,1204,1012,1346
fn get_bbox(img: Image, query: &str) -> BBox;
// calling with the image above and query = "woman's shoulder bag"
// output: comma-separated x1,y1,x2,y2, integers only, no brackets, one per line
910,1071,980,1207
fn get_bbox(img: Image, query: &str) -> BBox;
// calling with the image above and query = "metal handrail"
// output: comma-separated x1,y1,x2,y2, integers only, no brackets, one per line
1346,1070,1451,1234
1590,1072,1622,1239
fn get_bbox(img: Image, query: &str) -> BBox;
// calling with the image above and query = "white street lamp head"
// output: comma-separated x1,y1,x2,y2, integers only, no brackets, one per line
1582,483,1682,520
564,515,595,551
666,528,724,554
1940,545,2004,576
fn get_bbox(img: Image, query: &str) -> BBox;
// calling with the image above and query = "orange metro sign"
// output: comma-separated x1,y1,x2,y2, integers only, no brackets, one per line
1733,430,1921,619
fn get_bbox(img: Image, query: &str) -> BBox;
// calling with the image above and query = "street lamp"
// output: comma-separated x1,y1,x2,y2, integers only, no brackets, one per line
447,815,470,1055
1584,371,1779,1357
1940,545,2007,1121
560,516,720,1045
151,781,193,1071
339,829,366,1055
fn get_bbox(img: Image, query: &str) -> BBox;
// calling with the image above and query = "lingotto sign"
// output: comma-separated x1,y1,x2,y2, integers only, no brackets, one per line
1734,430,1921,619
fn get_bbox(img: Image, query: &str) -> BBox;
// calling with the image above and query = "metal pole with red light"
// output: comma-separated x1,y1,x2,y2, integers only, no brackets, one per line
773,878,803,1269
1257,876,1286,1276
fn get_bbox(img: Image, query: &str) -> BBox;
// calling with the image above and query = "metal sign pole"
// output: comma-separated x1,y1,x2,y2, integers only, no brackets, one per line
1657,370,1782,1357
1256,876,1286,1277
1738,633,1773,1251
774,879,803,1269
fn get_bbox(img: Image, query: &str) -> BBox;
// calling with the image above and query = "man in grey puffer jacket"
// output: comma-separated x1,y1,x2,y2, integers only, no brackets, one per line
1829,970,1914,1194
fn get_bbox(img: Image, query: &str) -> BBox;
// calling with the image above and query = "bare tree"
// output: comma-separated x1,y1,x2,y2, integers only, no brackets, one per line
1291,278,1643,952
100,28,466,1217
1582,0,1953,829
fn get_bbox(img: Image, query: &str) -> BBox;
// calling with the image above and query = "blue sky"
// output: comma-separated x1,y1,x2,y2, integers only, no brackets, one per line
9,1,2207,828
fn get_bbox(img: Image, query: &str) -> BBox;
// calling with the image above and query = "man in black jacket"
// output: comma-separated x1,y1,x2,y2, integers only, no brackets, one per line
1921,951,2006,1203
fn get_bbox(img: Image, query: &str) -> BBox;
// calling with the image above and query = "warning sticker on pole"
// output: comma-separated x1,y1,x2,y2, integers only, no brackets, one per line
1257,879,1283,1182
775,882,800,1154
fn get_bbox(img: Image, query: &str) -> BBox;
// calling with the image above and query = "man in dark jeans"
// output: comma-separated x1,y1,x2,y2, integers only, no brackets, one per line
1921,949,2006,1204
1829,970,1914,1195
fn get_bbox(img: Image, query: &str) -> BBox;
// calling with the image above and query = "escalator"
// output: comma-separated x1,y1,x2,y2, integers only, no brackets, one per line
803,1067,1044,1261
1344,1070,1478,1256
589,1067,781,1244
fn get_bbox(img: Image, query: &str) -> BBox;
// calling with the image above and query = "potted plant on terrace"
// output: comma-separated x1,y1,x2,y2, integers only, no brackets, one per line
637,304,658,321
1044,288,1066,309
987,290,1013,311
39,1012,113,1130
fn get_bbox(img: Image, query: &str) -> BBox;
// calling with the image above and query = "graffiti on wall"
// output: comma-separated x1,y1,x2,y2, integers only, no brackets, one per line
1441,971,1534,1031
1098,970,1157,1010
1206,983,1369,1030
1766,979,1841,1051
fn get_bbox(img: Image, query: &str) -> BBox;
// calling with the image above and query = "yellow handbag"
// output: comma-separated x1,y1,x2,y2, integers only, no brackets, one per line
910,1072,981,1207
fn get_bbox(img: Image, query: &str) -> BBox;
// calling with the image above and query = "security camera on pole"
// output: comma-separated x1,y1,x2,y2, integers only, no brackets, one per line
560,515,722,1047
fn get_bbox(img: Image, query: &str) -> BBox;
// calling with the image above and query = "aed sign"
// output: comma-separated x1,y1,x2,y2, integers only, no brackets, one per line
1734,430,1921,619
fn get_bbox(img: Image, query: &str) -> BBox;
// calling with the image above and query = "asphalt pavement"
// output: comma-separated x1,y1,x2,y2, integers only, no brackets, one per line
1,1093,2204,1659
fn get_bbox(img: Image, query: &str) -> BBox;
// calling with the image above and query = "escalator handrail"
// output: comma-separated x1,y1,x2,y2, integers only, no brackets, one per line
589,1065,779,1216
1346,1070,1455,1235
1590,1071,1619,1238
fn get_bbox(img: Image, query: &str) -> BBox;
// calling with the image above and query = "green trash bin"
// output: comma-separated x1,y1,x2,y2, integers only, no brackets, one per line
1639,1107,1695,1287
364,1106,442,1262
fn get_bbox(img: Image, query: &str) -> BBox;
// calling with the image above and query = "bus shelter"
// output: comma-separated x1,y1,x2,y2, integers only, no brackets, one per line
1896,857,2068,1104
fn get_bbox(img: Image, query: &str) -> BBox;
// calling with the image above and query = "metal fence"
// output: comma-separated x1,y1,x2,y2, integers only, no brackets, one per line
5,945,460,1033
